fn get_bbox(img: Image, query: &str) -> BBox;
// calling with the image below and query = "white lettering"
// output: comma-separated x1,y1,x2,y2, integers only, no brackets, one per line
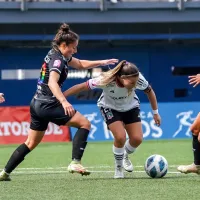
0,122,64,136
11,122,21,136
21,122,29,136
140,111,146,119
103,122,114,139
53,124,63,135
0,122,11,136
142,120,151,138
147,112,153,118
150,120,163,138
45,123,53,135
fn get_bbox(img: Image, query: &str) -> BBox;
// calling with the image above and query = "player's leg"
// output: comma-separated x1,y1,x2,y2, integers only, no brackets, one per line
123,108,142,172
48,102,91,176
66,111,91,176
0,99,48,181
0,129,46,181
108,121,127,178
100,107,126,178
177,113,200,174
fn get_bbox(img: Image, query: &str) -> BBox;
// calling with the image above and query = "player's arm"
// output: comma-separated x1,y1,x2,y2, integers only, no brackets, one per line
48,72,75,117
63,82,89,97
0,93,5,103
136,73,161,126
144,86,158,112
48,72,67,103
48,58,75,116
144,86,161,126
63,77,103,97
68,57,118,70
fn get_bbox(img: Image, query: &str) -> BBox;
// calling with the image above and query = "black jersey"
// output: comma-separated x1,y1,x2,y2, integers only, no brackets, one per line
35,48,72,100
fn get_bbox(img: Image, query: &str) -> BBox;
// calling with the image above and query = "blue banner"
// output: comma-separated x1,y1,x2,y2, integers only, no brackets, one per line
70,102,200,141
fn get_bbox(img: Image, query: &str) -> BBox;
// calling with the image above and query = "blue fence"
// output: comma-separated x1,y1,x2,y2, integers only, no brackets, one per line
70,102,200,141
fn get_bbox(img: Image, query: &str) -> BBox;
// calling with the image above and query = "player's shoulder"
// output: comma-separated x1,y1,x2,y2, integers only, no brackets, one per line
48,49,63,61
138,72,146,80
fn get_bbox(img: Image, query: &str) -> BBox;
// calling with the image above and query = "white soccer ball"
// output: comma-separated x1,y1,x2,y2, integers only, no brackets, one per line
144,154,168,178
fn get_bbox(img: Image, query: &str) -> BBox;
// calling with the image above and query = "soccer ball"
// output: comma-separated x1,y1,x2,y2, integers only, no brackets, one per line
144,154,168,178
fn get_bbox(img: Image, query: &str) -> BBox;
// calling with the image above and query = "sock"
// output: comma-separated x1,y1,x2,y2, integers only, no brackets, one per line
113,145,124,168
72,128,89,161
4,143,30,174
193,135,200,165
124,140,136,157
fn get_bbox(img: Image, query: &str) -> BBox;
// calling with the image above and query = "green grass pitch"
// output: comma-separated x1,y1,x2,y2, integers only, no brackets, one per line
0,139,199,200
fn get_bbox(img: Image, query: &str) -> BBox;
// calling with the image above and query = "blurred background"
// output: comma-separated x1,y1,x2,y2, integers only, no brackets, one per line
1,0,200,143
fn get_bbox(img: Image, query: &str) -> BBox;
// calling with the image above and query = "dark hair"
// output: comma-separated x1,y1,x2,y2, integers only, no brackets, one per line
117,60,139,78
52,23,79,47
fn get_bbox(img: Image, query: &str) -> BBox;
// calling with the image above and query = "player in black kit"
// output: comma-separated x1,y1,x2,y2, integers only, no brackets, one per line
0,23,118,181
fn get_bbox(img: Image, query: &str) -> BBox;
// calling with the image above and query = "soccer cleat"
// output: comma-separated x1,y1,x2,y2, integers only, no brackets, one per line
114,166,124,179
177,163,200,174
123,154,133,172
0,170,11,181
67,161,91,176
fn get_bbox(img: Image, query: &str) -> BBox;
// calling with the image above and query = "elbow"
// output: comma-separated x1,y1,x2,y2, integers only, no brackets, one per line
77,65,85,70
48,80,56,90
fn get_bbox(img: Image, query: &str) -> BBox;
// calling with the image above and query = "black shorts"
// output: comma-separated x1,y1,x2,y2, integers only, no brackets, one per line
30,98,73,131
100,107,141,126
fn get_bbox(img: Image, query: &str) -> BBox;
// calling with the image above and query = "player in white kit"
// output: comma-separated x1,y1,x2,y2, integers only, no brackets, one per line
63,60,161,178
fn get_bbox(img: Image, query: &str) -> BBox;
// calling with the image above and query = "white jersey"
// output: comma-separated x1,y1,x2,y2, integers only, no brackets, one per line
86,72,149,112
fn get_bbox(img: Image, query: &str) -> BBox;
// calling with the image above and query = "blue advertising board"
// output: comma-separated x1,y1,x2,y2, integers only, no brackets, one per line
70,102,200,141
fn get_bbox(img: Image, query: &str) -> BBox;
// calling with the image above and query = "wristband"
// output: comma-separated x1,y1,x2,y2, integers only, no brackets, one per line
153,109,158,114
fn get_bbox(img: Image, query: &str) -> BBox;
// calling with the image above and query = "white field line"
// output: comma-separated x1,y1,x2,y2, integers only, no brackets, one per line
11,170,182,175
3,165,179,171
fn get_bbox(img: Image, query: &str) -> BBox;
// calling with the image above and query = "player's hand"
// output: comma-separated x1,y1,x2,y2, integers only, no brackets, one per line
188,74,200,87
0,93,5,103
100,59,119,66
153,114,161,126
61,101,75,117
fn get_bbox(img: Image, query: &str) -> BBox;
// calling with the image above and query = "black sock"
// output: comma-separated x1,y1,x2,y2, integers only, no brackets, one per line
4,143,30,174
193,135,200,165
72,128,89,161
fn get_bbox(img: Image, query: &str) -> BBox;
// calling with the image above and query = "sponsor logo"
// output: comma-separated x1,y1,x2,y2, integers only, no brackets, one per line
173,110,195,138
53,60,61,68
84,113,101,140
0,122,63,136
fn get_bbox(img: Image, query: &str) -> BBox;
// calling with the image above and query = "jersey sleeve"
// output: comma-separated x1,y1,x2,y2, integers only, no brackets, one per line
136,72,149,90
86,77,105,90
49,58,65,75
67,57,72,63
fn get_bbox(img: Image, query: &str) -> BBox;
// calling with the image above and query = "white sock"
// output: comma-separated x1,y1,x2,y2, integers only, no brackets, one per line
113,145,124,168
124,140,136,157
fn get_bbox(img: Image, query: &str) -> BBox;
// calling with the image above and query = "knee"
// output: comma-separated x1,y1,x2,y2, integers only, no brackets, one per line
130,135,143,147
25,139,39,151
114,136,126,147
190,126,199,136
81,118,91,130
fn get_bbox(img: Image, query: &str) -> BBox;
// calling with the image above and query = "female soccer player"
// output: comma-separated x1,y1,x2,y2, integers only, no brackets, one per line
0,93,5,103
63,60,161,178
0,23,118,181
178,73,200,174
